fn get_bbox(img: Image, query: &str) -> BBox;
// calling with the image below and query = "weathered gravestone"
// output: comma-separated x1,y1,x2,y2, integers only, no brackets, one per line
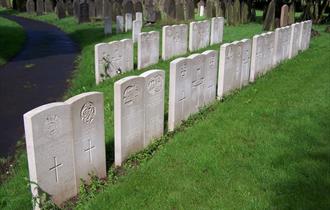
24,103,77,207
88,0,96,18
36,0,44,15
202,50,218,105
280,4,289,27
240,1,249,23
65,92,106,186
79,1,90,23
288,3,295,24
104,17,112,35
217,41,243,99
250,34,264,82
56,0,66,19
94,39,133,84
233,0,241,25
240,39,252,87
125,13,133,32
199,1,205,16
215,0,223,17
138,31,160,69
264,32,275,71
134,1,143,12
273,28,282,65
210,17,224,45
176,2,185,21
44,0,53,13
26,0,35,14
66,0,74,16
114,70,165,165
116,15,124,33
299,20,312,51
163,0,176,19
112,1,122,20
189,20,210,51
289,23,301,58
95,0,103,18
140,70,165,146
136,12,142,21
162,24,188,60
132,20,142,43
263,0,275,30
123,0,134,15
205,0,214,18
185,0,194,20
168,57,192,131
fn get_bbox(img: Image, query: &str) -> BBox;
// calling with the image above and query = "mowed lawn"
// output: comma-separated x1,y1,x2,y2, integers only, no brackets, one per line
0,14,25,66
0,11,329,209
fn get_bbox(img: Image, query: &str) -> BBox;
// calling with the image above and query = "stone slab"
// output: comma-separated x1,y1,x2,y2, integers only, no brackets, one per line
210,17,224,45
189,20,210,51
162,24,188,60
202,50,218,105
138,31,160,69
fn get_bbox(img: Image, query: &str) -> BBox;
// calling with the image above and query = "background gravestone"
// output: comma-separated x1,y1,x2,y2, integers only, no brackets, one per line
26,0,35,14
36,0,44,15
44,0,53,13
240,1,249,24
103,0,112,18
233,0,240,25
73,0,79,18
210,17,224,45
288,3,295,24
175,2,185,21
138,31,160,69
280,4,289,27
132,20,142,43
263,0,275,30
24,103,77,207
189,20,210,51
140,70,165,146
79,0,90,23
114,76,145,166
65,92,106,187
112,1,122,20
168,57,192,131
116,15,124,33
198,0,205,16
104,17,112,35
125,13,132,32
185,0,194,20
88,0,96,18
136,12,143,21
56,0,66,19
162,24,188,60
163,0,176,19
205,0,214,18
202,50,218,105
66,0,74,16
95,0,103,18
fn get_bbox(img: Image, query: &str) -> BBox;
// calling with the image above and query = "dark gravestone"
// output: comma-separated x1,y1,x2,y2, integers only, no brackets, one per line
206,0,214,18
95,0,103,18
123,0,134,15
164,0,176,19
240,1,249,23
227,1,234,25
263,0,275,30
215,0,224,17
134,1,143,12
79,1,90,23
288,3,295,24
73,0,79,18
112,1,122,21
44,0,53,13
233,0,240,25
56,0,66,19
280,4,289,27
103,0,112,18
185,0,194,20
176,2,184,20
26,0,35,14
66,0,74,16
36,0,44,15
88,0,96,18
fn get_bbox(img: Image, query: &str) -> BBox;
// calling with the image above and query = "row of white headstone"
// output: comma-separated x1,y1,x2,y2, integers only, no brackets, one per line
24,92,107,208
95,17,225,84
114,20,312,166
114,12,143,34
23,20,312,209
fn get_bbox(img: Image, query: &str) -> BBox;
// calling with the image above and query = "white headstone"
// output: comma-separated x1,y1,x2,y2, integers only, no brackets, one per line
202,50,218,105
104,17,112,35
24,103,77,207
132,20,142,43
282,26,292,60
65,92,106,187
200,5,205,16
140,70,165,146
116,15,124,33
94,39,134,84
125,13,133,32
136,12,143,21
273,28,282,65
114,76,145,166
265,32,275,70
189,20,210,51
210,17,224,45
138,31,160,69
168,57,192,131
162,24,188,60
300,20,312,51
289,23,301,58
188,54,206,113
240,39,251,87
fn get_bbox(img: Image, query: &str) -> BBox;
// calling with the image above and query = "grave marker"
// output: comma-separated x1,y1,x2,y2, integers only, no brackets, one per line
116,16,124,33
138,31,160,69
210,17,224,45
125,13,133,32
202,50,218,105
162,24,188,60
189,20,210,51
132,20,142,43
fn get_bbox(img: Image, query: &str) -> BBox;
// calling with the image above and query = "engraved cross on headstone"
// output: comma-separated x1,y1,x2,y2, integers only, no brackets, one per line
49,157,63,183
84,139,95,163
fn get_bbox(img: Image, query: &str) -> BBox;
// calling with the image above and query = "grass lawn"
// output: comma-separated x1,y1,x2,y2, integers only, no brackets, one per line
0,13,25,66
0,11,329,209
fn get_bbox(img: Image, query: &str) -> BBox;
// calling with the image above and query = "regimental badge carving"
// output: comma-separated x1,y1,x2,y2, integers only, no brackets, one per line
147,75,162,95
44,115,61,138
123,84,139,105
81,102,96,124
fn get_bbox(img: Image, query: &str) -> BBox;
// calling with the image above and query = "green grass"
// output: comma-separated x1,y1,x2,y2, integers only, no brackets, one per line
0,11,329,209
0,15,25,66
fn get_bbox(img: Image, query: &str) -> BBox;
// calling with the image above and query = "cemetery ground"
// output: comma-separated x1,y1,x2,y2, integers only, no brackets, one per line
0,11,25,66
0,10,329,209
